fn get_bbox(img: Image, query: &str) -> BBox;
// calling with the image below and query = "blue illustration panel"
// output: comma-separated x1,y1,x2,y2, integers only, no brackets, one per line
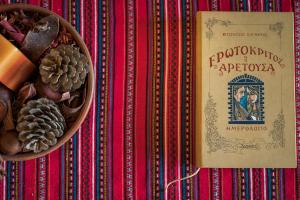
228,74,265,124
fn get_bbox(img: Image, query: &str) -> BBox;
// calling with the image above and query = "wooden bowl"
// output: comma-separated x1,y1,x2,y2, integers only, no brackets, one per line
0,4,94,161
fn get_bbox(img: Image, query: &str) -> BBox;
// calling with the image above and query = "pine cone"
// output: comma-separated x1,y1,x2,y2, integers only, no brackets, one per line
39,44,89,93
16,98,66,153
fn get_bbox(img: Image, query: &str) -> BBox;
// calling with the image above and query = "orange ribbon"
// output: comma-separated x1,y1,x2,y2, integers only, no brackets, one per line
0,34,35,91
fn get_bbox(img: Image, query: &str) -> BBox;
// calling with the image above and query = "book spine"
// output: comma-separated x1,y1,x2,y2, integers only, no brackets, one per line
195,12,202,167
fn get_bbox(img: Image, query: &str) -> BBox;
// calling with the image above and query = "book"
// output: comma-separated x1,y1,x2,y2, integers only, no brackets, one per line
196,12,296,168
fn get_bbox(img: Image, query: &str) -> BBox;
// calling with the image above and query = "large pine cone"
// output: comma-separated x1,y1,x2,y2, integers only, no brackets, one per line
39,44,89,93
16,98,66,153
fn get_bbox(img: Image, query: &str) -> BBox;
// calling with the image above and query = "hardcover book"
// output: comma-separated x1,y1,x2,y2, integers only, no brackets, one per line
196,12,296,168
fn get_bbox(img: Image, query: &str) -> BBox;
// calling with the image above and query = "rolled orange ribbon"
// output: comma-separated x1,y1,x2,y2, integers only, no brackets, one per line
0,34,35,91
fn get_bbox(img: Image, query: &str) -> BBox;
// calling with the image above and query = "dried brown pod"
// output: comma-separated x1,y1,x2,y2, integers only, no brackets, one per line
21,15,59,62
0,155,5,179
35,79,70,102
60,82,86,125
57,26,73,44
0,83,11,102
0,10,40,38
0,84,15,151
0,84,11,126
0,14,6,21
0,130,22,155
35,79,62,102
0,100,7,123
0,123,4,135
10,10,36,32
0,19,25,44
3,100,15,132
13,83,37,119
16,83,37,105
61,93,85,123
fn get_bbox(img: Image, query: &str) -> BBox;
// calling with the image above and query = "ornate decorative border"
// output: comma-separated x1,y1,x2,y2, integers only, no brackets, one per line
204,93,285,154
205,18,231,41
205,17,284,49
267,110,285,149
205,94,260,153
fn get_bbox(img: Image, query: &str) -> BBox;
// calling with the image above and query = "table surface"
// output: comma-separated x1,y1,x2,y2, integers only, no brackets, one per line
0,0,299,199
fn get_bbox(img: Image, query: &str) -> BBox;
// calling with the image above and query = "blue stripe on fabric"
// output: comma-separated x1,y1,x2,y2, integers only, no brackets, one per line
60,2,69,199
280,169,284,200
158,0,165,199
73,134,78,200
6,161,11,200
96,0,103,199
75,0,80,33
267,169,272,200
230,0,234,10
233,169,237,199
243,0,248,11
62,0,66,20
20,162,23,200
73,0,81,198
265,0,268,11
245,169,249,200
181,0,187,198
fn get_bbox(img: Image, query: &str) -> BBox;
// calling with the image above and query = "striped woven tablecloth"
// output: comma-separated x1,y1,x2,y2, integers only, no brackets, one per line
0,0,299,199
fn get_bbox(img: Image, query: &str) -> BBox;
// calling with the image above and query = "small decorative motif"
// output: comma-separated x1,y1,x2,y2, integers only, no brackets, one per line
205,18,284,49
228,74,265,124
267,110,285,149
205,18,231,40
204,93,224,153
269,22,283,38
205,94,260,153
269,22,284,49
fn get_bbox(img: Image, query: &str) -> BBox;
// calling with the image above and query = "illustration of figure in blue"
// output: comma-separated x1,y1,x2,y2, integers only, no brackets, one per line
233,85,260,121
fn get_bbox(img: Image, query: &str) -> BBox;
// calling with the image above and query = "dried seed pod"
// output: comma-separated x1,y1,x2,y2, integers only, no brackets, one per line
0,84,12,129
57,26,73,44
35,79,70,103
16,83,37,105
0,130,22,155
0,100,7,123
0,19,25,44
0,154,5,179
35,79,62,102
0,83,11,102
21,15,59,62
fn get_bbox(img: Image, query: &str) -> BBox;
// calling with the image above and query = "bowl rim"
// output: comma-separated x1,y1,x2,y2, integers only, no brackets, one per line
0,4,95,161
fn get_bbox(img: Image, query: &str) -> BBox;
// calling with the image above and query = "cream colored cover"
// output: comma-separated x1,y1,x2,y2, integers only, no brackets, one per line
196,12,296,168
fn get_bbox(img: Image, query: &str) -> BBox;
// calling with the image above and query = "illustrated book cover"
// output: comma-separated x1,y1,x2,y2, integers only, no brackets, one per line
196,12,296,168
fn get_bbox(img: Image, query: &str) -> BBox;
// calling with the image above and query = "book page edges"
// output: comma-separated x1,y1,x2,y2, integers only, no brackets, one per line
292,12,297,168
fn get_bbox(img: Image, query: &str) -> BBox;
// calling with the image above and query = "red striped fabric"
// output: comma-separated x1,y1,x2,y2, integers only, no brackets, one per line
0,0,299,199
113,0,125,199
